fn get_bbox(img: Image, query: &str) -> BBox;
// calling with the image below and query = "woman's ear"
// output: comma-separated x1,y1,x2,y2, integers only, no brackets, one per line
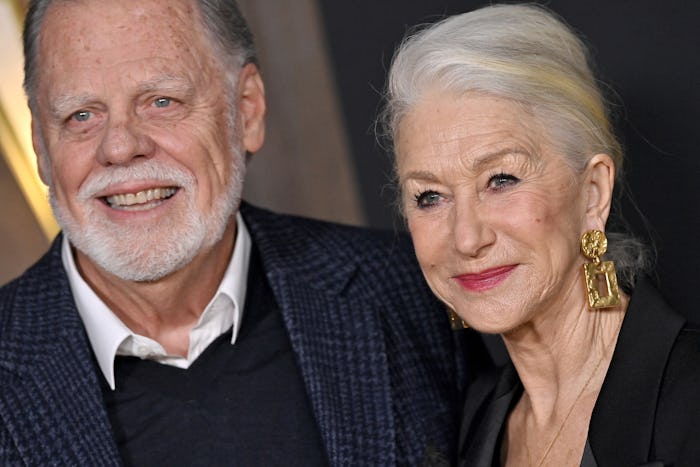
583,153,616,230
236,63,266,155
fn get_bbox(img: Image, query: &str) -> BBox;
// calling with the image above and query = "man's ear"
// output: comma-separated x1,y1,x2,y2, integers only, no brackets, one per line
31,118,51,186
236,63,266,154
583,153,616,230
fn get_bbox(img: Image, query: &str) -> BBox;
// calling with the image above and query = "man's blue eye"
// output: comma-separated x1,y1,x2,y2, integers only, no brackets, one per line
73,110,91,122
154,97,171,108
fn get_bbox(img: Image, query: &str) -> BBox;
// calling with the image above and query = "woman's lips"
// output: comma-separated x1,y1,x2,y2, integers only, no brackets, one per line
454,265,517,292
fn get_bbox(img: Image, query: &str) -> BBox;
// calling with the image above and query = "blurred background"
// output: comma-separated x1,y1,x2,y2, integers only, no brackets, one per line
1,0,699,322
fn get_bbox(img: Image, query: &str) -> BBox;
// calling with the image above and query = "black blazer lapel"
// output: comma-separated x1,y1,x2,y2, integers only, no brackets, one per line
0,238,120,465
588,277,685,467
242,204,396,466
459,363,520,467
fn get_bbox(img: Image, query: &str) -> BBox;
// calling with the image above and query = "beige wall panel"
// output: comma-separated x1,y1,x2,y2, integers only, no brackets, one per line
239,0,365,226
0,0,50,285
0,151,48,284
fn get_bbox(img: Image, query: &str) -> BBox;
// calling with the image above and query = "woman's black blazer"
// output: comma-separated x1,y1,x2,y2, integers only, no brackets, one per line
458,277,700,467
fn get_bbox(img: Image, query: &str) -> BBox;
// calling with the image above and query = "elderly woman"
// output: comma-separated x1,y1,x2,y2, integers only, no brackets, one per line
381,4,700,466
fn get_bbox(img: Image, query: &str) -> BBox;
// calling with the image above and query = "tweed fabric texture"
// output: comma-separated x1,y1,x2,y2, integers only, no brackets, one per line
0,241,120,466
240,203,466,465
0,203,470,466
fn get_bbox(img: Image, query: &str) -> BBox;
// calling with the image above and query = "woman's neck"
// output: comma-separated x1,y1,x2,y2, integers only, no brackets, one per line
500,292,629,466
503,292,627,416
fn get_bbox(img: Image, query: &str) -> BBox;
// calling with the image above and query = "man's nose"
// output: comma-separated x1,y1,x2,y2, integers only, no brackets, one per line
97,114,155,166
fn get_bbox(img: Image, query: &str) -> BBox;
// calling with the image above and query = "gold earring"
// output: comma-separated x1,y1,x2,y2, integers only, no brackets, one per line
581,230,621,309
447,308,469,330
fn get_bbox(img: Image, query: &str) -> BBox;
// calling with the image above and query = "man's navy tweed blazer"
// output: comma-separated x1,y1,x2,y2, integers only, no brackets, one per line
0,203,475,466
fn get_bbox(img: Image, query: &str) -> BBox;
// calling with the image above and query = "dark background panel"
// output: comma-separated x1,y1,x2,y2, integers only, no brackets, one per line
318,0,468,231
319,0,700,321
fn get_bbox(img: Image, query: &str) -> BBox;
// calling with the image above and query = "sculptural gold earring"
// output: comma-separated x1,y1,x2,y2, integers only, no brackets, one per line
580,230,621,309
447,308,469,330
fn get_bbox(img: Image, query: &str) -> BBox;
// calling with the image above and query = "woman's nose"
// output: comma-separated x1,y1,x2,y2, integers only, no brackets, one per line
452,198,496,257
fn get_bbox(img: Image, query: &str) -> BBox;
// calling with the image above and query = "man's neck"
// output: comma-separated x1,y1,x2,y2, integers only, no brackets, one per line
74,222,237,356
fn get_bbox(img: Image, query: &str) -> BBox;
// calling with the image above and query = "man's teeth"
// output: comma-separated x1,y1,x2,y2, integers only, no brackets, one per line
105,187,177,209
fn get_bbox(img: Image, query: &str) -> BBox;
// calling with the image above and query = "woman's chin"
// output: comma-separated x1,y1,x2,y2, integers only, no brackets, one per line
452,301,526,335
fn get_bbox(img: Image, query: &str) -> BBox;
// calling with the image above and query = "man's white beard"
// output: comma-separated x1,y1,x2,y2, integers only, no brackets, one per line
50,152,245,282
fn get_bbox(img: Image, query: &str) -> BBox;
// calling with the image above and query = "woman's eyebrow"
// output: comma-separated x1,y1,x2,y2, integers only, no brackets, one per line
470,147,533,172
401,148,536,184
400,170,441,184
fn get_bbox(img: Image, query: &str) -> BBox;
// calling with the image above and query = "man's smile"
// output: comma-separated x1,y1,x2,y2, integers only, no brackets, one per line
103,187,178,210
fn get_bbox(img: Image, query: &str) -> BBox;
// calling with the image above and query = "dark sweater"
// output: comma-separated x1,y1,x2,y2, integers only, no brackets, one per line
101,246,328,466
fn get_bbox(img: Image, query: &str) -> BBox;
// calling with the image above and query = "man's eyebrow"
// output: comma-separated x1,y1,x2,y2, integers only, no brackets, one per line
135,75,194,96
48,75,195,118
49,93,95,119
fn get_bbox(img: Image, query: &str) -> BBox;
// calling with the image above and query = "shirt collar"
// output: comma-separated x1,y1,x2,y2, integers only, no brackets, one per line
62,212,251,389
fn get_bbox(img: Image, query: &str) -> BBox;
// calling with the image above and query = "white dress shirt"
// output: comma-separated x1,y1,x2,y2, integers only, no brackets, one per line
62,212,252,390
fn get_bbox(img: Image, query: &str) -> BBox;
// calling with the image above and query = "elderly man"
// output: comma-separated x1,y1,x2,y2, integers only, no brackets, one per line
0,0,484,465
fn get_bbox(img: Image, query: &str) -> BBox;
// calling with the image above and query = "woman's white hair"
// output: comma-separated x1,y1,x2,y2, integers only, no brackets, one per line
380,3,651,290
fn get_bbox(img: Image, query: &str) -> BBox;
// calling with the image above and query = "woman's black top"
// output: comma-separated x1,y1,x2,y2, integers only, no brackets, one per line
458,277,700,467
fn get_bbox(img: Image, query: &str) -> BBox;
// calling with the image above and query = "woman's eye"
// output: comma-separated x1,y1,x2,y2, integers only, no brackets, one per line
488,173,520,190
71,110,92,122
154,97,171,108
414,190,442,209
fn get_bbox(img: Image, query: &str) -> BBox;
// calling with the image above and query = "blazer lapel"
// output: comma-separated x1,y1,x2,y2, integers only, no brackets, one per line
0,238,120,465
242,204,396,466
588,277,685,466
459,363,520,467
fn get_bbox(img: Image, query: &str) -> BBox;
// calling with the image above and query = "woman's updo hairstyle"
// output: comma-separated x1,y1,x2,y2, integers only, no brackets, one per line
380,3,650,291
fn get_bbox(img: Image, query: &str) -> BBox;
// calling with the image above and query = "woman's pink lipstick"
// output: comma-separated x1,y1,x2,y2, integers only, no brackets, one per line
454,265,517,292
